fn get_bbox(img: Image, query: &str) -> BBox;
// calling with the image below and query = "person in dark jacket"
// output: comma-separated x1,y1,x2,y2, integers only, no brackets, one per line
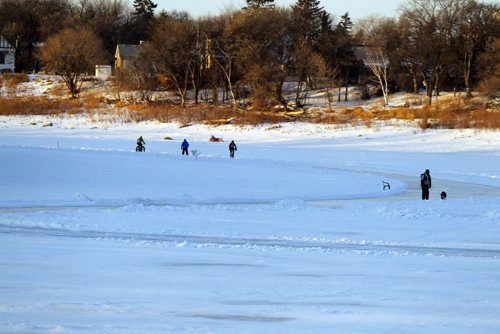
181,139,189,155
229,140,237,158
420,169,432,200
136,136,145,152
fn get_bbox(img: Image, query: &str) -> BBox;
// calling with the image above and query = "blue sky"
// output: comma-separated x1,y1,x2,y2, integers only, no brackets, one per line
154,0,405,21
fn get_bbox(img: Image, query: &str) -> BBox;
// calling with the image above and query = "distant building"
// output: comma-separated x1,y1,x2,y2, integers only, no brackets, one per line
0,35,15,73
95,65,112,80
114,43,141,70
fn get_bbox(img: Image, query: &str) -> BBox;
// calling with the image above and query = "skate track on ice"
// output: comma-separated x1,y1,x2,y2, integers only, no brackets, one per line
1,169,500,260
1,169,499,213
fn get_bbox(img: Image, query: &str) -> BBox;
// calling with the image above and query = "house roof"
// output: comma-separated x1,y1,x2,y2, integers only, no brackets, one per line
116,44,141,59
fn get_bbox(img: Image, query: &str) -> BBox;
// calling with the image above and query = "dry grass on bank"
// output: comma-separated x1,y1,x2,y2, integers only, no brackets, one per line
0,73,30,97
117,103,311,126
0,95,498,130
414,104,500,130
0,73,29,89
93,100,500,130
0,97,85,115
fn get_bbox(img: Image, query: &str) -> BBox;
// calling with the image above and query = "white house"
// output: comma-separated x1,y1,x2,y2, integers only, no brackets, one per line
0,35,15,73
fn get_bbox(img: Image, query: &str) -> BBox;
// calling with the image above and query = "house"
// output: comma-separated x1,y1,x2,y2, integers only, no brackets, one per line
114,43,141,70
0,35,15,73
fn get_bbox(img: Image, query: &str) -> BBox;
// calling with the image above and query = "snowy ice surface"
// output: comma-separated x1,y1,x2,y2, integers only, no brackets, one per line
1,115,500,333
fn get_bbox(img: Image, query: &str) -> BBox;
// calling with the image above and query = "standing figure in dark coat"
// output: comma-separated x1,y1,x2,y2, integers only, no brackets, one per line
229,140,237,158
136,136,145,152
181,139,189,155
420,169,432,200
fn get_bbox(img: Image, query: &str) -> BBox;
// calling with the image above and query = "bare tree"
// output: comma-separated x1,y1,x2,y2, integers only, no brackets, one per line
290,38,326,108
225,8,292,110
394,17,421,94
0,0,73,72
74,0,131,59
355,16,396,106
142,14,198,108
459,1,499,97
314,56,338,111
400,0,469,105
40,27,105,97
477,37,500,102
115,59,157,103
214,43,238,107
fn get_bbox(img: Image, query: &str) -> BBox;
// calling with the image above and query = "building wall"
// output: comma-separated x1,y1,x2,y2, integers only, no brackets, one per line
95,65,112,80
0,36,15,72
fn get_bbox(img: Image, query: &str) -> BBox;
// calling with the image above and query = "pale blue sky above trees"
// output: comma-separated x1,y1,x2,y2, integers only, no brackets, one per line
154,0,405,20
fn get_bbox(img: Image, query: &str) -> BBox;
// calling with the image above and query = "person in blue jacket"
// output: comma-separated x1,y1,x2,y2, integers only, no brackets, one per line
181,139,189,155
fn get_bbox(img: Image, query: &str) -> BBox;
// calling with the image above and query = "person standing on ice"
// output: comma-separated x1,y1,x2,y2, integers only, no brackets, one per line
181,139,189,155
229,140,237,158
420,169,432,200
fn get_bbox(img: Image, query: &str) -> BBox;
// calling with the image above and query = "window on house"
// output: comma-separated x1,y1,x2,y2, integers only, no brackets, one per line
0,52,5,64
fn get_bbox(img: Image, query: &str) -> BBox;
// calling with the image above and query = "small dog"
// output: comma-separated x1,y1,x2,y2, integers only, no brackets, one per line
440,191,447,200
191,150,202,159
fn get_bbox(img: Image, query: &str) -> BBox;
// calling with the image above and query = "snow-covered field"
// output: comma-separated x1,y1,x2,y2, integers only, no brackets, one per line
1,115,500,333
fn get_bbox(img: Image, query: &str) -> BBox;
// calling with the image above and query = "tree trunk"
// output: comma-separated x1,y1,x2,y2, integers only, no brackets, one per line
425,79,433,105
409,66,418,94
221,67,237,108
278,76,291,111
382,75,389,106
434,70,440,97
464,50,473,98
212,81,218,105
190,66,199,105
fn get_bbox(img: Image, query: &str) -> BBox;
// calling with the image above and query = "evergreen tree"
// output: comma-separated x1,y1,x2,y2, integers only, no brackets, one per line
133,0,157,20
245,0,275,10
337,12,353,34
291,0,324,45
130,0,158,42
316,10,335,64
319,10,333,33
333,12,362,102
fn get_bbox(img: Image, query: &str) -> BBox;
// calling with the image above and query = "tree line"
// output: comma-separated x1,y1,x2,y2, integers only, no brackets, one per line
0,0,498,106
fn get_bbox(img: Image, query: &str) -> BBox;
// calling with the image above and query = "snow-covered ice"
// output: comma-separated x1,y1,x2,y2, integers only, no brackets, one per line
1,116,499,333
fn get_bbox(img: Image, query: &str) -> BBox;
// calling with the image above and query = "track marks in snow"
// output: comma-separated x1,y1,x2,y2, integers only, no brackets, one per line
1,225,499,259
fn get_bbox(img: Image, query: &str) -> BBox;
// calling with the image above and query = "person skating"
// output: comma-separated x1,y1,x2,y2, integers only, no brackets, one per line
181,139,189,155
229,140,237,158
420,169,432,200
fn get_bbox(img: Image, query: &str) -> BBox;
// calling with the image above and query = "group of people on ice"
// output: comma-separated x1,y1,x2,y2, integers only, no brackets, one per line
181,138,237,158
136,136,237,158
137,136,442,201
